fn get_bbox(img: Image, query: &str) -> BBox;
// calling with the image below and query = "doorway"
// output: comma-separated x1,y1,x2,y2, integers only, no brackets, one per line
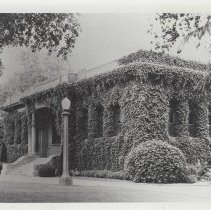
36,108,52,157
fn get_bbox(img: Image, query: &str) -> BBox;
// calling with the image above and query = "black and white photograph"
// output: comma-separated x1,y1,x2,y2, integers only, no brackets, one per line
1,0,211,208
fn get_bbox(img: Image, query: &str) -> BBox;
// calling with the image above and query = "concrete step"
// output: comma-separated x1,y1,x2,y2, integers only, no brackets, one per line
1,154,59,177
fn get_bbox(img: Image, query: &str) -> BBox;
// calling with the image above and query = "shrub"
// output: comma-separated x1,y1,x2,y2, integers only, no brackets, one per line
186,161,208,182
186,160,211,182
186,164,200,177
73,169,130,180
186,175,198,183
191,161,211,182
38,164,56,177
171,137,211,164
124,140,189,183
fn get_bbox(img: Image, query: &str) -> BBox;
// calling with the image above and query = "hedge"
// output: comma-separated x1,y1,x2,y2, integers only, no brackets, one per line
38,164,56,177
124,140,189,183
171,137,211,165
73,169,129,180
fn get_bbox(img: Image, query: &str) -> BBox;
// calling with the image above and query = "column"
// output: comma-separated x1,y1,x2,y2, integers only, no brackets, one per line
31,111,36,155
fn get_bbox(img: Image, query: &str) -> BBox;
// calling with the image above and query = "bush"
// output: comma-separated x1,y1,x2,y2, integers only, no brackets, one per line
186,161,206,181
171,137,211,165
124,140,189,183
73,169,130,180
186,160,211,182
38,164,56,177
186,175,198,183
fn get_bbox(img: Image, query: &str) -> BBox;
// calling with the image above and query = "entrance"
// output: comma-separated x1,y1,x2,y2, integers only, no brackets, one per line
37,127,48,157
36,108,51,157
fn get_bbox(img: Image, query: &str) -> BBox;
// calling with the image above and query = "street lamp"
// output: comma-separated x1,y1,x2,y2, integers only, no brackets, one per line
59,97,72,185
62,97,71,111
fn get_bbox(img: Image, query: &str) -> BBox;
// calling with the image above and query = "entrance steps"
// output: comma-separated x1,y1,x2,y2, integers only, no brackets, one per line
1,154,59,177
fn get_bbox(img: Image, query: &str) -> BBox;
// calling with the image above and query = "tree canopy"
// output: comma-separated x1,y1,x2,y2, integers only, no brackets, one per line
0,13,80,74
0,48,70,106
149,13,211,54
149,13,211,90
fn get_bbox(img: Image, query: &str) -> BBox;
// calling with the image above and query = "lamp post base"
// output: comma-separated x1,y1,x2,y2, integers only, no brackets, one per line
59,175,73,186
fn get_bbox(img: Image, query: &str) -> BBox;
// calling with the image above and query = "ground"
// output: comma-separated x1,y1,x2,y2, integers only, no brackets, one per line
1,175,211,202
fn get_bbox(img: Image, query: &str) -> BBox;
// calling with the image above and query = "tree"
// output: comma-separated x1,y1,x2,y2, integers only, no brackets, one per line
15,48,66,92
0,47,69,106
149,14,211,53
149,13,211,90
0,13,81,75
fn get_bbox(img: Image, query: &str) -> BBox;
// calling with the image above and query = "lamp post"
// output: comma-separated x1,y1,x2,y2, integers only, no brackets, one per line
59,97,72,185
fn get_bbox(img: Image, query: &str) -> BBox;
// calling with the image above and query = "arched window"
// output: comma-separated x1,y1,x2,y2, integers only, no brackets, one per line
113,104,122,135
96,104,104,138
114,104,122,124
188,110,194,125
169,109,176,124
168,99,177,137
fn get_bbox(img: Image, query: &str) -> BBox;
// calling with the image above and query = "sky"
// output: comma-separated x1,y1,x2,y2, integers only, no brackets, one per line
64,13,211,68
1,13,211,83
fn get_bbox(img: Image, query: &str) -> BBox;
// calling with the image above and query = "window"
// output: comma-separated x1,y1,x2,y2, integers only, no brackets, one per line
114,105,122,124
169,110,176,124
96,104,104,138
113,104,122,135
188,110,194,125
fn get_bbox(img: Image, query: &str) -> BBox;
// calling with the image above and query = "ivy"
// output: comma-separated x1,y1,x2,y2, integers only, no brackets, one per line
118,49,209,72
124,140,189,183
3,53,211,170
3,111,28,162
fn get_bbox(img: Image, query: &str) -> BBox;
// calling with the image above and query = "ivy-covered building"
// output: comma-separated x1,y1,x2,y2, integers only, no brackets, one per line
1,49,211,176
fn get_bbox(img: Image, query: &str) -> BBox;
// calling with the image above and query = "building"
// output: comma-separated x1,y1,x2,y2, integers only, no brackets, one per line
0,49,211,176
